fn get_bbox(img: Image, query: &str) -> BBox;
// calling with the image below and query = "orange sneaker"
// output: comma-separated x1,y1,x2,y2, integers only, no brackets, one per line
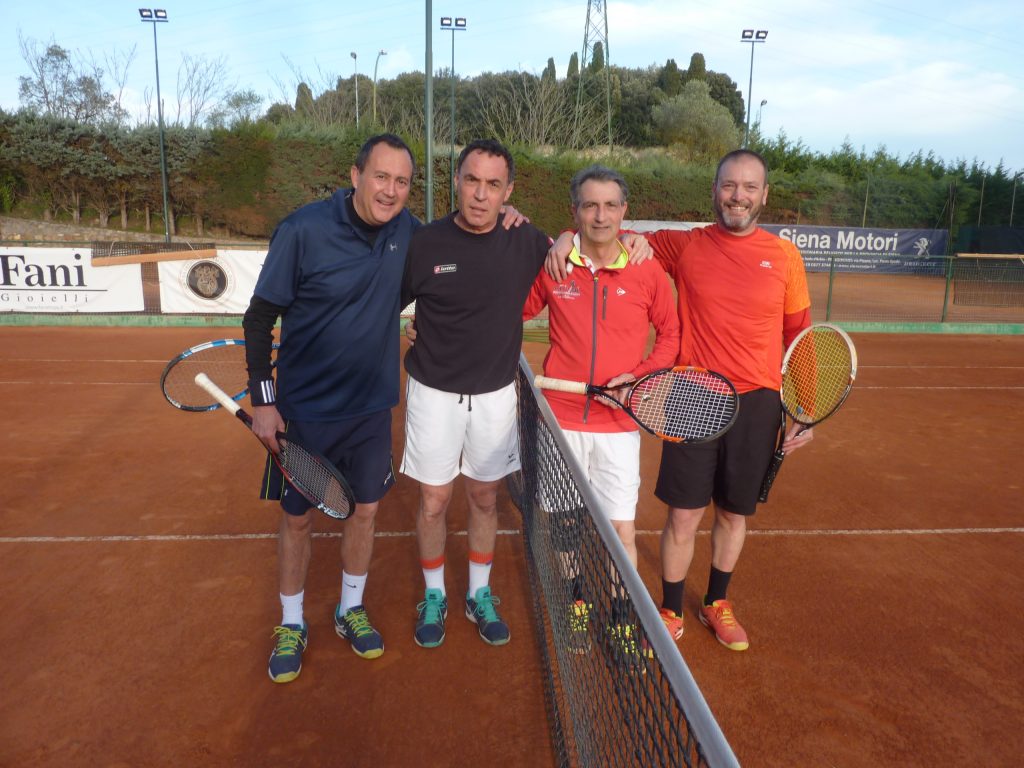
698,599,749,651
658,608,684,641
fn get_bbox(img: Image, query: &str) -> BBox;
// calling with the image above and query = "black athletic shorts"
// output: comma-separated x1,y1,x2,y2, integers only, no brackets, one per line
654,388,781,516
260,409,396,515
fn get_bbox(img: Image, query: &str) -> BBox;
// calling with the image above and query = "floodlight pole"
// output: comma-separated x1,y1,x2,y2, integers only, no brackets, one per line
373,49,387,125
741,29,768,148
424,1,434,222
1010,173,1019,227
350,52,359,129
440,16,466,212
140,8,171,242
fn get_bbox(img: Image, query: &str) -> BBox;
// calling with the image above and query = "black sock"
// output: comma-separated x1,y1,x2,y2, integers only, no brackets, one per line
570,576,584,603
705,567,732,605
661,578,685,615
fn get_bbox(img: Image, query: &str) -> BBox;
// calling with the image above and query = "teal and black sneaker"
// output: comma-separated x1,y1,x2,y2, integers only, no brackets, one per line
414,588,448,648
465,586,510,646
268,623,308,684
334,605,384,660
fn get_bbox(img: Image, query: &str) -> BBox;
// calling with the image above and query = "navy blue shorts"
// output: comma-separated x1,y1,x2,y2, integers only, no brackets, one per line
654,388,781,516
260,409,396,515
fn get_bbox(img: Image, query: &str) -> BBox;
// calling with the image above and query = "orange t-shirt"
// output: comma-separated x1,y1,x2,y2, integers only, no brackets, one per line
646,224,811,393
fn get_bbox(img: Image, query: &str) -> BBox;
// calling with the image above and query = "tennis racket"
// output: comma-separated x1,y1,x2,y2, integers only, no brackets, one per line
758,323,858,502
194,372,355,520
160,339,279,411
535,366,739,443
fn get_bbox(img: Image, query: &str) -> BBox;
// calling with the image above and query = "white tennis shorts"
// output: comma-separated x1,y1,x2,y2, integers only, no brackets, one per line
560,429,641,521
400,376,521,485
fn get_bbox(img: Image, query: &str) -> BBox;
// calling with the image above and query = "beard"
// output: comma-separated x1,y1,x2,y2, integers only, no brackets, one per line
715,198,763,233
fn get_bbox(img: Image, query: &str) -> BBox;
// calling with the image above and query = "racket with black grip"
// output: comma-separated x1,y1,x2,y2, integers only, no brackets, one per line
160,339,279,412
194,373,355,520
758,323,858,502
535,366,740,443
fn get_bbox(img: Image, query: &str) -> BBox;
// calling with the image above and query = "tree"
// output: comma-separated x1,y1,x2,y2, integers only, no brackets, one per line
652,80,740,160
705,71,745,126
566,52,580,79
588,42,605,73
685,53,707,83
208,89,265,129
17,34,128,126
542,58,557,84
174,53,232,127
473,70,605,149
656,59,683,97
613,66,659,146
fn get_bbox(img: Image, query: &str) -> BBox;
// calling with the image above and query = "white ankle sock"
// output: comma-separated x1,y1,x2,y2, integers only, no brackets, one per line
280,591,304,627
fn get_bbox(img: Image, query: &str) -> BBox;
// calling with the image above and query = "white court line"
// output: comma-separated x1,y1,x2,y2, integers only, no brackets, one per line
857,386,1024,390
2,527,1021,544
1,358,169,364
0,380,154,386
4,381,1024,391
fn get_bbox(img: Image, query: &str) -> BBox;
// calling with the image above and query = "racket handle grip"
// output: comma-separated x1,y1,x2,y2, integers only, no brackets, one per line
758,450,785,503
195,373,242,415
534,376,588,395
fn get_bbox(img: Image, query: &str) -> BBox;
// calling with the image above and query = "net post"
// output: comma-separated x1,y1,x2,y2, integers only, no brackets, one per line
940,253,954,322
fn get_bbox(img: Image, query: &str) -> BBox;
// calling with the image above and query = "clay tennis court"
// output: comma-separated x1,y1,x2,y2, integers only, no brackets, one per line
1,326,1022,766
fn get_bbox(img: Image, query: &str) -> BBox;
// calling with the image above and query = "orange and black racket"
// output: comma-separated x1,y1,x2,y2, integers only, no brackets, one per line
758,323,858,502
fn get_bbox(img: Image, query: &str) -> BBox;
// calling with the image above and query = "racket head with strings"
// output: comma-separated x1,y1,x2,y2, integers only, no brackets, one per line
160,339,279,412
625,366,740,443
193,373,355,520
780,323,857,427
535,366,739,443
758,323,858,503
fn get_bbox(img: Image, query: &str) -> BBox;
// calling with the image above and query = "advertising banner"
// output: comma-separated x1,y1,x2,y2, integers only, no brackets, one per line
759,225,949,274
626,221,949,275
158,249,265,313
0,247,144,313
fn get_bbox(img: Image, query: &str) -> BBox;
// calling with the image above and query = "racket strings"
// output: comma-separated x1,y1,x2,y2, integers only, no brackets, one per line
630,370,738,440
783,330,853,421
163,345,250,409
278,438,353,519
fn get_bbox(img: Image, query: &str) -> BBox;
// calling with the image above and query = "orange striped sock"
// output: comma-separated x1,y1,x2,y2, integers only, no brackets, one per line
420,554,446,594
468,550,493,597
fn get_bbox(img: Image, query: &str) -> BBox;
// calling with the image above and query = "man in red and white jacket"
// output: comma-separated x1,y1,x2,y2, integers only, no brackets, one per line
524,164,679,655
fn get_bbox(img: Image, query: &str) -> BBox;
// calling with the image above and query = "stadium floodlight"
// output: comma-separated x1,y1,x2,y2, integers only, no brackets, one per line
373,49,387,124
740,29,768,147
440,15,467,211
139,8,171,243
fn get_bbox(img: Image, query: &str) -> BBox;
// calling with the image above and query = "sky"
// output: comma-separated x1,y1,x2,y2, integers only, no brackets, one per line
2,0,1022,175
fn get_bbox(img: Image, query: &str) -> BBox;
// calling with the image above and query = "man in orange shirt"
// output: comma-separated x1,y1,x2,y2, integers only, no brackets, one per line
643,149,813,652
549,149,813,652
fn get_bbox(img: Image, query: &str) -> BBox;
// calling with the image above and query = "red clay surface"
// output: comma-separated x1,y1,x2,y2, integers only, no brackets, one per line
2,327,1023,767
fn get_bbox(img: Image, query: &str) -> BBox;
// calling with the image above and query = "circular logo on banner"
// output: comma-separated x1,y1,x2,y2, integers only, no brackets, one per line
183,260,230,302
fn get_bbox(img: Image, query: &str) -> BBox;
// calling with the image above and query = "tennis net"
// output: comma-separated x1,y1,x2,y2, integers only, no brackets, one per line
511,355,739,768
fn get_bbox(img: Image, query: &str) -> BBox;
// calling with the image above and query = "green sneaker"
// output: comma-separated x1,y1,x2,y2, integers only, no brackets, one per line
268,624,308,683
568,599,592,654
606,623,653,675
414,588,448,648
334,605,384,659
465,586,510,646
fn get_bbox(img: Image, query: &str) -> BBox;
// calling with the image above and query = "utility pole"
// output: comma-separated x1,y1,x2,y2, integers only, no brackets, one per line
575,0,613,151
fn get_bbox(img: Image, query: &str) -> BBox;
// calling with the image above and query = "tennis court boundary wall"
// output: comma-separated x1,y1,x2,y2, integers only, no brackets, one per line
2,313,1022,336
